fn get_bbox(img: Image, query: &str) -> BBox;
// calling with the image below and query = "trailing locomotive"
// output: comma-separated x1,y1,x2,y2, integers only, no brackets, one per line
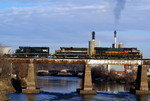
14,46,49,58
55,47,88,58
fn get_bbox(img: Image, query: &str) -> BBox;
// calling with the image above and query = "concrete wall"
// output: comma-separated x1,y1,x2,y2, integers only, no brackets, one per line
89,41,94,57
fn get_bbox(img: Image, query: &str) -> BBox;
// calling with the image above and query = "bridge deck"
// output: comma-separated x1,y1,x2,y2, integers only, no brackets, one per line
3,58,150,65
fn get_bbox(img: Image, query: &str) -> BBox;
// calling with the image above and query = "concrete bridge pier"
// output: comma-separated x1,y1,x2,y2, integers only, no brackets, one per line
22,59,40,94
77,64,96,94
131,65,150,94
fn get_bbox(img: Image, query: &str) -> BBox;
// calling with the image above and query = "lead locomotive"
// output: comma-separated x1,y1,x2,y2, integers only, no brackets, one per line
14,46,49,58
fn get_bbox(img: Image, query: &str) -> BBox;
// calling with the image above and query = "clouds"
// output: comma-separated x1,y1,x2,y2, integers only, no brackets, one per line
0,0,150,35
0,3,110,38
0,0,150,58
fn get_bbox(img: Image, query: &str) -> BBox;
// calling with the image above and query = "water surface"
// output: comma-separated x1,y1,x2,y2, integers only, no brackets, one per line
7,76,150,101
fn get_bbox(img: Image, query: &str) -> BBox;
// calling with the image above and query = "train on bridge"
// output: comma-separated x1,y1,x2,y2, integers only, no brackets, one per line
13,46,142,59
11,31,142,59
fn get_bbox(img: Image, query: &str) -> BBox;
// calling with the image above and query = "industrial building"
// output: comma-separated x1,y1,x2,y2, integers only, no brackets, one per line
0,46,11,55
94,40,100,48
107,65,126,75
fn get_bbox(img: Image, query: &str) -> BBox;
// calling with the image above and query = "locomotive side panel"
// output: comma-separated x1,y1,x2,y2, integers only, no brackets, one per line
94,47,142,59
55,47,88,58
15,47,49,58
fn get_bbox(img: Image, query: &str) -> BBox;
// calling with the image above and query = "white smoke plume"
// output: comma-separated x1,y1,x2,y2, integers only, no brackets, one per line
114,0,126,24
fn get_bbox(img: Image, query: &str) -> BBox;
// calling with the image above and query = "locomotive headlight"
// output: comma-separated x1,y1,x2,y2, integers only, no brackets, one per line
43,49,48,52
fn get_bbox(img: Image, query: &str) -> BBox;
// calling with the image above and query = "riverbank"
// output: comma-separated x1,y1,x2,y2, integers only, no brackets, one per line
0,77,15,101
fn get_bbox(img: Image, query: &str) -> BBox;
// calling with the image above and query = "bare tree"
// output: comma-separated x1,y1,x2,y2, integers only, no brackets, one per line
0,44,3,57
13,63,28,78
0,44,11,77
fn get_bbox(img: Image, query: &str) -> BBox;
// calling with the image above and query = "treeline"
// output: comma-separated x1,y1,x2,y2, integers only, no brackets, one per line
91,66,136,84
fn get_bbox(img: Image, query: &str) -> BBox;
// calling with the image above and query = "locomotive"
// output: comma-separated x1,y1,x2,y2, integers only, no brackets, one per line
55,47,88,58
14,46,49,58
94,47,142,59
54,47,142,59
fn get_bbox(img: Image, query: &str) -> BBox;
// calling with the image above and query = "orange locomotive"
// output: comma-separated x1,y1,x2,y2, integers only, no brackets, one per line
55,47,142,59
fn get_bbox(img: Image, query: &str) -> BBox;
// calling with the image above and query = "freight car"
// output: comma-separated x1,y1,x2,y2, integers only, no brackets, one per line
55,47,88,58
94,47,142,59
14,46,49,58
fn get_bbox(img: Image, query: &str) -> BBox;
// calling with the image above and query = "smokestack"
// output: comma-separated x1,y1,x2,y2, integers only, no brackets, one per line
114,30,116,38
112,30,118,48
92,31,95,40
114,30,117,45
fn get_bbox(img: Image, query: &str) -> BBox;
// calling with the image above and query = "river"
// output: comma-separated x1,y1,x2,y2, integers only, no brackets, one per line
7,76,150,101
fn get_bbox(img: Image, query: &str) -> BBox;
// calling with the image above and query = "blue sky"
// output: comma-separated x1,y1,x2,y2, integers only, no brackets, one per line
0,0,150,58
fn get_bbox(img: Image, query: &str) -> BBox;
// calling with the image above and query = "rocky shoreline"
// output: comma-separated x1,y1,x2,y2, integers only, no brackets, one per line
0,77,15,101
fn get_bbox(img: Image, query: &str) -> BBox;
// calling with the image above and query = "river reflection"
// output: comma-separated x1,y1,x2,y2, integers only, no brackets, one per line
82,95,94,101
136,95,148,101
94,81,132,92
37,76,81,93
6,76,150,101
27,94,35,101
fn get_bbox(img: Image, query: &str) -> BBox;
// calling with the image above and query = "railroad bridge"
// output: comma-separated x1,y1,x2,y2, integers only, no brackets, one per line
6,58,150,94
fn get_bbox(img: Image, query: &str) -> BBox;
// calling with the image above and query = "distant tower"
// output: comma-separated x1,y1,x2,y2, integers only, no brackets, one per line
112,30,118,48
89,31,95,57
